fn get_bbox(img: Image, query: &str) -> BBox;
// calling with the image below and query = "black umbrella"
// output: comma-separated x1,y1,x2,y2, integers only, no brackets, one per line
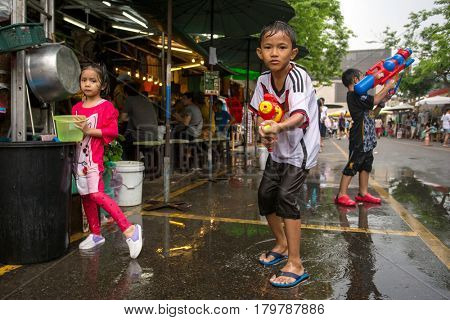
201,36,309,71
133,0,295,37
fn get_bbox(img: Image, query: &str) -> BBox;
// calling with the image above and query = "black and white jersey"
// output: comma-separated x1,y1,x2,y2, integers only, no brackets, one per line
250,62,320,169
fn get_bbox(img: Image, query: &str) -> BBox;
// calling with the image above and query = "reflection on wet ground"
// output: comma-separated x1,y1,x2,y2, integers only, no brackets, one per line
388,172,450,247
1,211,448,300
0,140,449,300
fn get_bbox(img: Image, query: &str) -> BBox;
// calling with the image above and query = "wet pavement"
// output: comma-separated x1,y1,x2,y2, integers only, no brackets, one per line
0,137,449,300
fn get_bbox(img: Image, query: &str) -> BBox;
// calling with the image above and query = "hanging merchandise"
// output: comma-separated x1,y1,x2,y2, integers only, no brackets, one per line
0,0,11,23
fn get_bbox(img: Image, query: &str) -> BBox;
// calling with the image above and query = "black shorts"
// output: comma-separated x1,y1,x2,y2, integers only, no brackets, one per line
342,149,374,176
319,123,327,137
258,156,309,220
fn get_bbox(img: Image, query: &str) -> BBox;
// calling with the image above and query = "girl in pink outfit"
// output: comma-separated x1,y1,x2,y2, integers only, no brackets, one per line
73,64,142,259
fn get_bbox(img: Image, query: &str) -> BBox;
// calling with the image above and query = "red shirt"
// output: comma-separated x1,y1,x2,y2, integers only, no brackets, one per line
226,96,243,123
72,100,118,174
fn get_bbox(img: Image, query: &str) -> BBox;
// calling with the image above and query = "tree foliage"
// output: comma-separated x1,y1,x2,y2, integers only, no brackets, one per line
382,0,449,99
287,0,353,85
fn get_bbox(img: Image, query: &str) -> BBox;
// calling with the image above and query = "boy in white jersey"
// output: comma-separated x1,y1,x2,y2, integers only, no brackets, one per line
250,21,320,288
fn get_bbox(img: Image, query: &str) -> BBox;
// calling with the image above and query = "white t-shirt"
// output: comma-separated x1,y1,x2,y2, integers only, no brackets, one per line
250,62,320,169
442,113,450,130
375,119,383,128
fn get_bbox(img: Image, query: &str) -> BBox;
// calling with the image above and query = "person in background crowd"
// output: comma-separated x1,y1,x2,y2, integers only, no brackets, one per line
375,117,383,139
227,85,244,146
423,122,431,146
410,115,417,140
121,81,159,160
213,99,233,138
338,112,346,140
172,92,203,140
318,97,326,152
430,121,438,142
331,118,338,138
113,74,130,134
441,109,450,147
405,115,411,139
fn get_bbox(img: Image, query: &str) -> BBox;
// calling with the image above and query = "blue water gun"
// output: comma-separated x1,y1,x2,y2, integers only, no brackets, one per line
355,48,414,96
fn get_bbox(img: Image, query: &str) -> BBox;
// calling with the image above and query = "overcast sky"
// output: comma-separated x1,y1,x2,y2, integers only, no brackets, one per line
340,0,444,50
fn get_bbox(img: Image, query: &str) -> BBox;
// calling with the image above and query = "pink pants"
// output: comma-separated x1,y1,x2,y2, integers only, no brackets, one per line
81,177,131,235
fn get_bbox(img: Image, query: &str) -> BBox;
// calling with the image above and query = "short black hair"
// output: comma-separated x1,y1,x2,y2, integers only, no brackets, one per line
259,20,297,48
124,81,140,96
182,92,194,100
317,98,323,107
342,68,362,88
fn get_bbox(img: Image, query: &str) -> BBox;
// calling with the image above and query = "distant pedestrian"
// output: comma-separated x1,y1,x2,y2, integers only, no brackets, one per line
335,68,395,207
423,122,431,146
72,63,143,258
410,116,417,140
338,113,346,139
375,118,383,138
345,118,350,137
441,109,450,147
318,97,326,152
332,118,338,137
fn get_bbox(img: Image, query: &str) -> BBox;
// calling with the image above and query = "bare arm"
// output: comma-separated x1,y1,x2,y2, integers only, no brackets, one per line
278,113,305,132
374,79,396,105
373,102,385,117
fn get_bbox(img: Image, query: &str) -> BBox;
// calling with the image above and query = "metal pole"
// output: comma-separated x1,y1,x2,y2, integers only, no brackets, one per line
39,0,55,134
244,37,250,168
208,0,214,180
11,0,27,141
161,32,165,125
163,0,173,203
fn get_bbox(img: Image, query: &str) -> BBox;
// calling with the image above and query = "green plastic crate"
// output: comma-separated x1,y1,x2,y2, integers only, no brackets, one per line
0,23,46,52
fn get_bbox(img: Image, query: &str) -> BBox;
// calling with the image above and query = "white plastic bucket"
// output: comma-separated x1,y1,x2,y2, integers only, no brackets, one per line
114,161,145,206
257,146,269,170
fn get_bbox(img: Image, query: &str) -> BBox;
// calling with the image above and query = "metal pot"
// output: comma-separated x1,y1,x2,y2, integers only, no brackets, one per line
25,43,81,102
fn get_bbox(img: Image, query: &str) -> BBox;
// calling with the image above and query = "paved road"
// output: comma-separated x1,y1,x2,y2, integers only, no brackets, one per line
0,137,448,299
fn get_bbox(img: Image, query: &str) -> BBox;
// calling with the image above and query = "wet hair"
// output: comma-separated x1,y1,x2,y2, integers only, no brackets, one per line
259,20,297,48
80,63,110,97
342,68,362,88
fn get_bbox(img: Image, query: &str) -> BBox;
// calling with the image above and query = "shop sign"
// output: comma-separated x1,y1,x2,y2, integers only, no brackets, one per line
204,71,220,96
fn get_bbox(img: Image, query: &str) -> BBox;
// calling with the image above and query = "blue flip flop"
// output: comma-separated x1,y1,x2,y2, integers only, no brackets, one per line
259,251,288,266
270,271,310,288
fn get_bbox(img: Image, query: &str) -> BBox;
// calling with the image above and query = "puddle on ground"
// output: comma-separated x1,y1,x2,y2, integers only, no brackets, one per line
388,169,450,246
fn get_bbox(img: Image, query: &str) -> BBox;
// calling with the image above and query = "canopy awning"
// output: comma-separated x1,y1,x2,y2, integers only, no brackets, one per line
383,103,415,111
416,95,450,106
